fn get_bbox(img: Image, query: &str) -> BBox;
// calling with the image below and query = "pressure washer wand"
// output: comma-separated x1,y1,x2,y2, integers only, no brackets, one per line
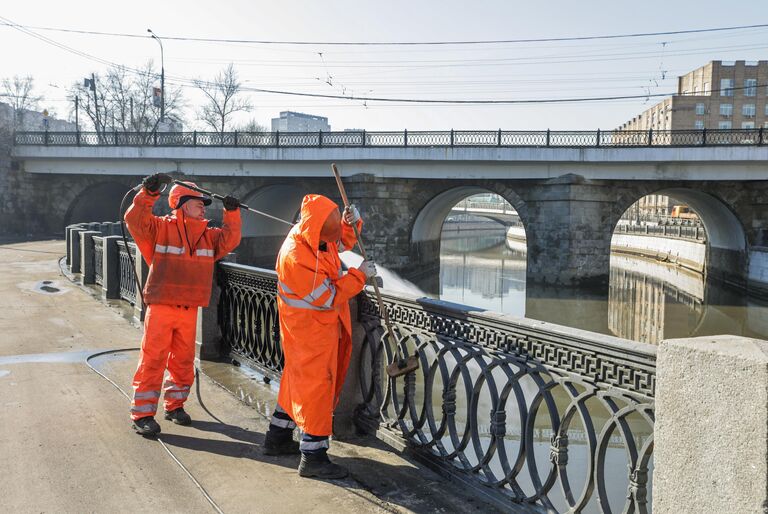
331,164,419,378
172,180,295,227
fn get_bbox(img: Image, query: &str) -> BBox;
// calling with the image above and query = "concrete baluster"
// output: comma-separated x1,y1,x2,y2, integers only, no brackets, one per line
79,230,101,284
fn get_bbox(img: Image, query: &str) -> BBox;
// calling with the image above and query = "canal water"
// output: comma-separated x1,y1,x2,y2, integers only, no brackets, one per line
431,221,768,345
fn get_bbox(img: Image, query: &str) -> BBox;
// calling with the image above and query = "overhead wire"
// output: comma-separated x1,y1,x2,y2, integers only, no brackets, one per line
2,20,768,46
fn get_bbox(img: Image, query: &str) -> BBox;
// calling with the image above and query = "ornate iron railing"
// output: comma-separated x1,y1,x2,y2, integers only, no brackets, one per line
356,291,656,513
614,223,706,242
14,127,766,148
216,261,656,513
117,240,137,305
217,263,283,379
94,236,104,286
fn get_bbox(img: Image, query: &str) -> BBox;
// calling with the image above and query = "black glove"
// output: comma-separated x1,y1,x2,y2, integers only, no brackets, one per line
222,195,241,211
142,172,172,193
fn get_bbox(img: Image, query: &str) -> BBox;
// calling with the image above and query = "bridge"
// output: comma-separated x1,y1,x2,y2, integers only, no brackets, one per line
5,129,768,294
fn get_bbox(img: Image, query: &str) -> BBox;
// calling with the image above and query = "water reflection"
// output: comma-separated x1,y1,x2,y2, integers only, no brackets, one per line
435,223,768,345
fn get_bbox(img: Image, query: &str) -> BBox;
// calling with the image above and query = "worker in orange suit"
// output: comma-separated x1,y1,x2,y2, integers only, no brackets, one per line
264,194,376,479
124,173,242,436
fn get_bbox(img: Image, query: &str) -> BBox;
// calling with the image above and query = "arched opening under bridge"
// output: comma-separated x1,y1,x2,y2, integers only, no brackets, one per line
608,189,748,344
237,185,306,267
65,181,134,227
410,186,527,316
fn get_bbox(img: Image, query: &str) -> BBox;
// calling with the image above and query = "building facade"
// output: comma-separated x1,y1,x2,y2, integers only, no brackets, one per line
270,111,330,132
618,60,768,131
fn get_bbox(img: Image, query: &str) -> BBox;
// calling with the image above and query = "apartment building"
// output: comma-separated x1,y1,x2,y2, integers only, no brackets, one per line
271,111,330,132
618,60,768,131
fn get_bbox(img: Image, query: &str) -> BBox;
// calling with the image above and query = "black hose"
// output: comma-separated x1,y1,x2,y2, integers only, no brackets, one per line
85,349,224,514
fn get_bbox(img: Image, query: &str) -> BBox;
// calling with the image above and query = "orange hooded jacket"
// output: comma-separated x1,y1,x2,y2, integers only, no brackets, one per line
275,194,366,436
124,184,242,307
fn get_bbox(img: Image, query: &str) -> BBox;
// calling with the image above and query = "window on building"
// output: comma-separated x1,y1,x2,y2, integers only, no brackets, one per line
745,79,758,97
742,121,755,129
695,103,706,115
765,104,768,116
719,103,733,117
743,104,756,117
695,120,705,129
703,82,710,95
719,121,732,129
720,78,734,97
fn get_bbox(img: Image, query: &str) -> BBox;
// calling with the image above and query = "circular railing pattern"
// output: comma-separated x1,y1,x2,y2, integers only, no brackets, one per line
358,294,655,513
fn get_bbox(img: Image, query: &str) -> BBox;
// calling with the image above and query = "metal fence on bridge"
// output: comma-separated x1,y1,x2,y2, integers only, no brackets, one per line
14,127,766,148
217,262,656,513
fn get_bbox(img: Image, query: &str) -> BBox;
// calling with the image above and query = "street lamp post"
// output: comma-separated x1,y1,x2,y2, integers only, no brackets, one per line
147,29,165,124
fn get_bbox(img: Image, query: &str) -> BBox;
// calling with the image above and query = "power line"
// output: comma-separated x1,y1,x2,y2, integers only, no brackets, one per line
2,15,764,106
2,20,768,46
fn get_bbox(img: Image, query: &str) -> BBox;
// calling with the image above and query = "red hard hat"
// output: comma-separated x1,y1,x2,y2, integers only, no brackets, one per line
168,181,212,210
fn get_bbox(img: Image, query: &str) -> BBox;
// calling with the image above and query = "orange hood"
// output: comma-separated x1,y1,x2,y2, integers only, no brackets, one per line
296,194,339,251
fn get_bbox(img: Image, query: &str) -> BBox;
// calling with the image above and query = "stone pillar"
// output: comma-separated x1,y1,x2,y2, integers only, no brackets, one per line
69,227,87,274
79,230,101,285
521,175,616,289
65,224,83,267
133,244,149,323
655,335,768,513
101,236,122,300
197,254,237,361
333,298,365,438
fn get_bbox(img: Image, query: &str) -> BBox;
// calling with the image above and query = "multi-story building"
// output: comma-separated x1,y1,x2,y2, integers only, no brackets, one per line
271,111,330,132
617,60,768,131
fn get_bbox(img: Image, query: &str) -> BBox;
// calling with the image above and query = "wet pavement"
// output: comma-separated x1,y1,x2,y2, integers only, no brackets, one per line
0,240,507,513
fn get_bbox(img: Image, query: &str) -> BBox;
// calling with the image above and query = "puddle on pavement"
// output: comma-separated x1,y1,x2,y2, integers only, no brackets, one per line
0,370,10,378
17,280,71,296
0,349,111,366
199,360,281,418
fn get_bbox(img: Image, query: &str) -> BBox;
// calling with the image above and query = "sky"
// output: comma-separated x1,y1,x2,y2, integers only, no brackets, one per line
1,1,767,131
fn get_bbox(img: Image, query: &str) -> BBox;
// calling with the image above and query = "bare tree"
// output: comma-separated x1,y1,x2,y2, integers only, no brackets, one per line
67,62,185,137
195,64,252,133
2,75,43,129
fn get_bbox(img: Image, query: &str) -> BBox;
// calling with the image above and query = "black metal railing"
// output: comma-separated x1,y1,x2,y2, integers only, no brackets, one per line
216,261,656,513
14,127,767,148
614,223,706,242
94,237,104,286
356,291,655,513
218,263,283,378
117,240,137,305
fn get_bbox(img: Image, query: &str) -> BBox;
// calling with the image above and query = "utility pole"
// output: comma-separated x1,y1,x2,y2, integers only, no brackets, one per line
147,29,165,124
74,96,79,132
90,73,101,135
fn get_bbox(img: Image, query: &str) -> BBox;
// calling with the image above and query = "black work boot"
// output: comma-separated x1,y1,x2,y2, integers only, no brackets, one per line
164,407,192,426
132,416,161,436
263,428,300,456
298,452,348,479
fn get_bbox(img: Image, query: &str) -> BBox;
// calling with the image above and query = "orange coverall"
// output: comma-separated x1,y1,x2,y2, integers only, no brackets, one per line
125,184,241,420
275,194,366,437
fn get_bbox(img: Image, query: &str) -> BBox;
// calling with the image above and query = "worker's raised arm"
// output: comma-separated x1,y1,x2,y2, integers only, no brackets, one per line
124,188,161,244
278,254,369,312
212,195,243,260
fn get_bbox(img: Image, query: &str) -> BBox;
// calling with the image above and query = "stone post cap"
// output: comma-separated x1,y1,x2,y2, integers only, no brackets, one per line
660,335,768,363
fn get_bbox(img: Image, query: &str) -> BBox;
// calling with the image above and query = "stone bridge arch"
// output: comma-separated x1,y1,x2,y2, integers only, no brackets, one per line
65,180,136,227
611,187,749,287
408,184,528,292
236,184,307,267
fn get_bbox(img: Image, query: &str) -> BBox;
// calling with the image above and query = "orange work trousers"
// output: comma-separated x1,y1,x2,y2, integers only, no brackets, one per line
130,304,197,420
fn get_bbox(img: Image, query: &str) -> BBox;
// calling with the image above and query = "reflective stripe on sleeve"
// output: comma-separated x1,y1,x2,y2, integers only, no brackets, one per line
277,280,336,311
155,244,185,255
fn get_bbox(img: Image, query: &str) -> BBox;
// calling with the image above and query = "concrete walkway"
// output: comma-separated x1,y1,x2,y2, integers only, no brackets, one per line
0,240,500,513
